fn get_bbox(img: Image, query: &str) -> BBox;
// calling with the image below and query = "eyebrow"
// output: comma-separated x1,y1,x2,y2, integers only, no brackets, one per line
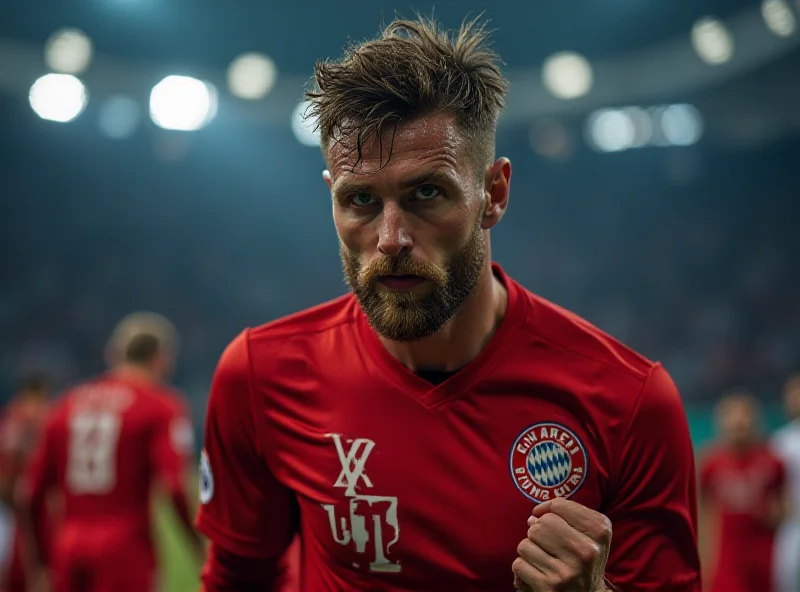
332,169,457,197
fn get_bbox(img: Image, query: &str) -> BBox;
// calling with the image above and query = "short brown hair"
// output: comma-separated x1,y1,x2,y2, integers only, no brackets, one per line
108,312,178,366
17,372,50,395
306,15,508,170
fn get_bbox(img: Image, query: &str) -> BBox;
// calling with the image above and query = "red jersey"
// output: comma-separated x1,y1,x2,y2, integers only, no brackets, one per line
197,264,700,591
0,397,50,486
25,373,194,551
700,444,786,592
0,396,51,592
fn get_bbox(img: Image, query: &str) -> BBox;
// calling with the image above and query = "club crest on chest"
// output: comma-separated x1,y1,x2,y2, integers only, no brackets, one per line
509,422,588,503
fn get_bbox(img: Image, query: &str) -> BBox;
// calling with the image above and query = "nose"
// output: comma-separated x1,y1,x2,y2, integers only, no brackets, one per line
376,202,413,259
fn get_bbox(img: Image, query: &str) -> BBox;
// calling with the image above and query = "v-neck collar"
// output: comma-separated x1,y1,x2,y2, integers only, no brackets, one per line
357,263,527,409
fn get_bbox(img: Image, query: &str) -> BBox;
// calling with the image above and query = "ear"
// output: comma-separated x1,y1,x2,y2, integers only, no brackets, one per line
323,169,333,190
481,157,511,230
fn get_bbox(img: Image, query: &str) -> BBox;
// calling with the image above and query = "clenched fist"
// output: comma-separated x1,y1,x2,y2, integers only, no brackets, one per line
512,497,612,592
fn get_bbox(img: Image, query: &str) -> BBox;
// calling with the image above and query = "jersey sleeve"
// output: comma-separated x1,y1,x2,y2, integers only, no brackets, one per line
150,398,194,493
196,329,297,560
697,450,716,500
603,364,701,592
21,412,58,506
769,454,787,492
0,412,22,498
18,411,59,565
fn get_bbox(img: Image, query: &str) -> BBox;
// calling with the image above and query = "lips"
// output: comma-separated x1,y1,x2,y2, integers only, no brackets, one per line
377,274,427,290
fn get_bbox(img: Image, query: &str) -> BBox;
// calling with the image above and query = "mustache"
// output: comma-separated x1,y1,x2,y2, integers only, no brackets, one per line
359,255,448,286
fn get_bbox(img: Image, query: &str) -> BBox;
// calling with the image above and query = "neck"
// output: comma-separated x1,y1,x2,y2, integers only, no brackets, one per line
378,263,508,372
727,439,756,455
111,363,159,385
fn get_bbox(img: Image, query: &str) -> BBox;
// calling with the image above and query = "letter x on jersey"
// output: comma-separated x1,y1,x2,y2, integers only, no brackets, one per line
328,434,375,497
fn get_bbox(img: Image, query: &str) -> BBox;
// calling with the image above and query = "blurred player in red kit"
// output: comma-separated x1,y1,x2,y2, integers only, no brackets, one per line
699,392,789,592
17,312,202,592
773,375,800,592
197,16,700,592
0,374,51,592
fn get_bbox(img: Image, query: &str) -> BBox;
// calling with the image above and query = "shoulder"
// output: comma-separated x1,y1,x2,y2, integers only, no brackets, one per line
510,280,670,415
697,444,726,470
225,294,360,374
518,286,654,384
249,293,359,345
212,294,359,396
139,385,190,421
759,443,786,467
500,275,684,438
0,401,22,430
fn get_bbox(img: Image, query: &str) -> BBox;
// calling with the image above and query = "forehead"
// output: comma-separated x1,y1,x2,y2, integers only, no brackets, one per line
327,114,468,190
719,399,756,419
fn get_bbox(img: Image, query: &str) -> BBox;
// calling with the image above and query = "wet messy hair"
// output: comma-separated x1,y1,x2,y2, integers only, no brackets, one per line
305,15,508,171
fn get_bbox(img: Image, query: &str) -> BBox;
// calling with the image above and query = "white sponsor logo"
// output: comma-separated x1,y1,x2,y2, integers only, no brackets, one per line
199,450,213,505
170,417,195,456
322,434,400,573
330,434,375,496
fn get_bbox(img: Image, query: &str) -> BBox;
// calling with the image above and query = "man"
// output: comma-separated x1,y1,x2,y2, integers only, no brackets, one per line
773,375,800,592
0,374,51,592
197,17,700,592
18,312,201,592
699,392,788,592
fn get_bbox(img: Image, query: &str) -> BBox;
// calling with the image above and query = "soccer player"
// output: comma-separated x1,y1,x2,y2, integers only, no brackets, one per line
18,312,201,592
0,374,51,592
197,17,700,592
699,392,789,592
773,375,800,592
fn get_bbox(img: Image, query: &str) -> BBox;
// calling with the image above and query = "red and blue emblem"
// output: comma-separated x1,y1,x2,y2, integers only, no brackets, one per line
509,422,588,503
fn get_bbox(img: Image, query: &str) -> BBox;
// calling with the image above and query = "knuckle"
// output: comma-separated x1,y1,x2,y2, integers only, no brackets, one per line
554,562,576,586
511,557,526,575
575,541,600,565
538,512,558,527
598,515,613,541
516,538,531,557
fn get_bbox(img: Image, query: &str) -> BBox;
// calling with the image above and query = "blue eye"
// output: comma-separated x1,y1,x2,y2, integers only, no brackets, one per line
413,185,441,201
350,192,377,207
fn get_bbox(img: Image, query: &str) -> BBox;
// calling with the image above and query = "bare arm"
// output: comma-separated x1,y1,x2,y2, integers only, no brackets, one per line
696,488,717,591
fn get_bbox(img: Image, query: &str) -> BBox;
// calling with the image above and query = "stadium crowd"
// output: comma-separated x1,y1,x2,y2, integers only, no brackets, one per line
1,151,797,412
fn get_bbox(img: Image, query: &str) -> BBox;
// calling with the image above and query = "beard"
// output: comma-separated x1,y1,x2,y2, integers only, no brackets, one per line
341,220,486,342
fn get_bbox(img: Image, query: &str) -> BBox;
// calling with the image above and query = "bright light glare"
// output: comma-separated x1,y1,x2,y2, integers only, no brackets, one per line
762,0,796,36
291,101,320,147
29,74,88,123
99,95,141,139
660,104,704,146
587,109,635,152
542,52,593,100
623,107,654,148
228,53,277,99
149,76,217,131
691,18,735,65
44,28,93,75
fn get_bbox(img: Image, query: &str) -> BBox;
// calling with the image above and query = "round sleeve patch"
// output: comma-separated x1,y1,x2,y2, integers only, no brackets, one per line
199,450,214,505
170,417,195,456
